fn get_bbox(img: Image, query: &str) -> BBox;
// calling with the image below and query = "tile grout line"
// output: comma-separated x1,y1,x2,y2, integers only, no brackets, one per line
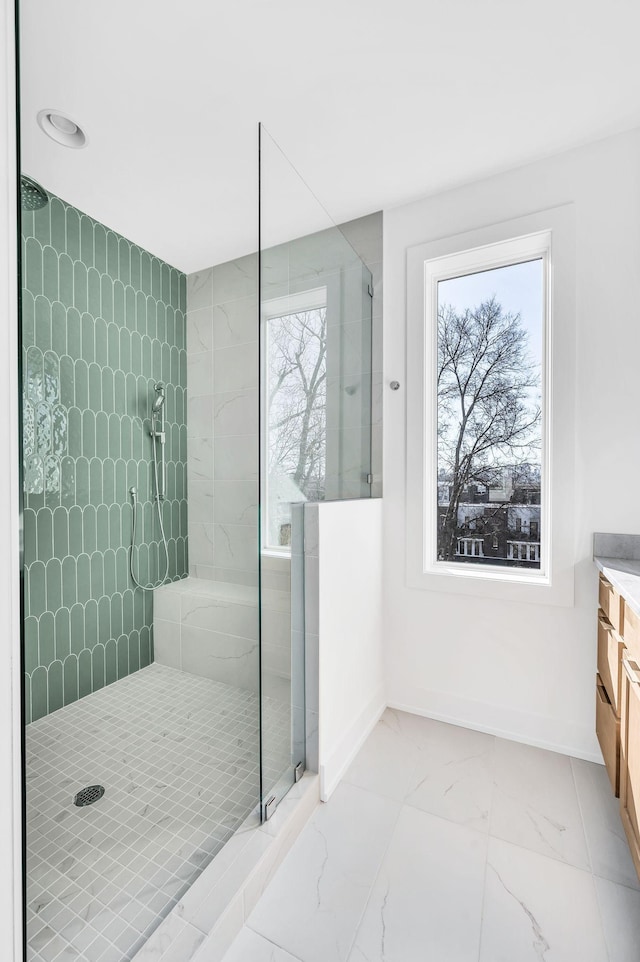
476,735,498,962
568,755,613,962
567,755,595,875
250,930,306,962
341,764,418,961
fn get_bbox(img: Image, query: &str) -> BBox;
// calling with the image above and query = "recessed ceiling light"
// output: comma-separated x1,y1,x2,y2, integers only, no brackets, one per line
37,109,87,148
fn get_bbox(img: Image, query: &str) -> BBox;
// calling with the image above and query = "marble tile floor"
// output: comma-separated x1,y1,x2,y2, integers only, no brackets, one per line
26,663,291,962
213,708,640,962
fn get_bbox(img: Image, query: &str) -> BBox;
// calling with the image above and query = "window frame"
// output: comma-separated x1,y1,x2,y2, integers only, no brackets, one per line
426,233,550,581
405,206,575,607
261,285,327,557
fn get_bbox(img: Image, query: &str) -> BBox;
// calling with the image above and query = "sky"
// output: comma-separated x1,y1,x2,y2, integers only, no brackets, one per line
437,258,544,365
437,258,544,468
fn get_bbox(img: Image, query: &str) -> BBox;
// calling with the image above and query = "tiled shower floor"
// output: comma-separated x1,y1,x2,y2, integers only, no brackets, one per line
26,663,291,962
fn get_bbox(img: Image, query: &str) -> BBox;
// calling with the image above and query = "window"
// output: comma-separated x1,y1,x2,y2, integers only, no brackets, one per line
263,288,327,552
434,242,546,573
405,206,576,605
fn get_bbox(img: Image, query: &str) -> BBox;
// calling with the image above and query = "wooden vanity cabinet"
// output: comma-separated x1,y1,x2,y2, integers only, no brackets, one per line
600,574,625,634
619,649,640,879
598,611,624,716
596,571,640,880
624,603,640,662
596,675,620,794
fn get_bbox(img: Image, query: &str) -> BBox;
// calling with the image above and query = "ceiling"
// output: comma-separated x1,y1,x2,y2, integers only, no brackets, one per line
19,0,640,274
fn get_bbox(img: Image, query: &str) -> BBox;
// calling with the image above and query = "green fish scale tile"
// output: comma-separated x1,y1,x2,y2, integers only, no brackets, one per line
88,267,101,317
38,611,55,667
92,643,105,690
63,653,78,705
66,207,80,260
80,215,94,267
114,280,125,327
130,247,141,289
54,608,70,661
43,247,58,303
81,311,94,363
47,660,64,714
21,194,188,720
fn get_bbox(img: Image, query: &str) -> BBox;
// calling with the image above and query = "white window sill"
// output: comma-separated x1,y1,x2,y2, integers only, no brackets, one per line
407,561,573,607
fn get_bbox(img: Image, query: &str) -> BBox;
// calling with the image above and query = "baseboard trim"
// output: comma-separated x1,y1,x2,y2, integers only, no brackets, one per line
320,687,386,801
387,697,603,764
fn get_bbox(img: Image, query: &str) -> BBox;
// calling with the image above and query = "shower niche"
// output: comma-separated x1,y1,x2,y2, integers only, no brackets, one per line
19,121,379,959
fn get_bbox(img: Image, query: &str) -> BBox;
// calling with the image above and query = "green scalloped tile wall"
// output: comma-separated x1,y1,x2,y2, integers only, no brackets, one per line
21,194,189,723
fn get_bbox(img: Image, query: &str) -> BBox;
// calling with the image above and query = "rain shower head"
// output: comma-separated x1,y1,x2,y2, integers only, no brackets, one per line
21,175,49,211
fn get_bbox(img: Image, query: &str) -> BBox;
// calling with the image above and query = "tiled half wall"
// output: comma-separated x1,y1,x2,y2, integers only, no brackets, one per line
21,195,188,722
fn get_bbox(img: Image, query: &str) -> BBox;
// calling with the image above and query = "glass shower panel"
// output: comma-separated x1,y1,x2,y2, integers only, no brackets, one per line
19,183,264,960
18,5,263,951
258,125,374,814
325,262,373,501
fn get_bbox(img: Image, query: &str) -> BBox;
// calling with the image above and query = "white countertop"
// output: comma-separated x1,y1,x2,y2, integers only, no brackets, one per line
594,556,640,618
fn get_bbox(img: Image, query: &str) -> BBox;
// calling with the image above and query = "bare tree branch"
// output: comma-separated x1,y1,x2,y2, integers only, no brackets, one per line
437,296,541,561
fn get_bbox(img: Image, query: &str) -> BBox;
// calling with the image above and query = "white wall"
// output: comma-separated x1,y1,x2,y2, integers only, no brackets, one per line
383,128,640,761
0,0,24,957
311,499,385,799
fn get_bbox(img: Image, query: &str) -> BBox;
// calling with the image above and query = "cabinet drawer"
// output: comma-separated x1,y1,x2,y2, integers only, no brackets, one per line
620,652,640,880
596,675,620,796
624,603,640,662
598,610,624,716
599,574,624,635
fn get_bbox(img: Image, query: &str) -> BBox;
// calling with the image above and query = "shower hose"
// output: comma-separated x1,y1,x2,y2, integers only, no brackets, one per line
129,433,169,591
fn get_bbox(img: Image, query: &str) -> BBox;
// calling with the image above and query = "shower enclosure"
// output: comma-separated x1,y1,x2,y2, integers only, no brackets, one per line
19,74,377,962
258,125,376,816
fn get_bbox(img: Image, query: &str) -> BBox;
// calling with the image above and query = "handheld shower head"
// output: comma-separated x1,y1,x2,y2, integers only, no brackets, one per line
150,382,167,502
152,382,165,413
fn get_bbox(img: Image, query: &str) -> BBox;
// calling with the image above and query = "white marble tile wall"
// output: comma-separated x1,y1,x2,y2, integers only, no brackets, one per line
186,258,259,587
154,576,292,695
187,251,296,765
217,709,640,962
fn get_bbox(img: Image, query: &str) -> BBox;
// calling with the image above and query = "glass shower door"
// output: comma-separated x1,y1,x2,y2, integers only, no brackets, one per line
258,124,374,816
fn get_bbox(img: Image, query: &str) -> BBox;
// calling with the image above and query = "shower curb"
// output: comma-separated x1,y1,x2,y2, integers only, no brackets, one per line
132,773,320,962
